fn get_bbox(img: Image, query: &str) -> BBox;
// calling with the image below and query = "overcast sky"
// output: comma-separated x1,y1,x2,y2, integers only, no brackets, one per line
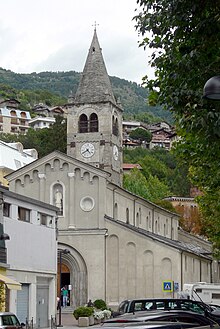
0,0,154,84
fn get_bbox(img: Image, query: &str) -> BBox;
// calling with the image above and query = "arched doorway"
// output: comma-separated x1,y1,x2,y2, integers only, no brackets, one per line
57,263,70,307
57,245,88,308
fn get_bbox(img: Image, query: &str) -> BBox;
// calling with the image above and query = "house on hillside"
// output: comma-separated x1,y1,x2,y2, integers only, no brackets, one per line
0,99,31,135
123,163,142,174
32,104,66,119
147,121,174,132
29,116,56,130
164,196,203,235
150,128,177,150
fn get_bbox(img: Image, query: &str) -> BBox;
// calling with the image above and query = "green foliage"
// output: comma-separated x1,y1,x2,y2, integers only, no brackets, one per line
93,299,107,310
134,0,220,251
73,306,94,319
0,83,66,111
197,191,220,254
0,283,5,311
129,128,152,142
123,147,191,198
123,168,171,203
0,116,67,158
153,199,177,213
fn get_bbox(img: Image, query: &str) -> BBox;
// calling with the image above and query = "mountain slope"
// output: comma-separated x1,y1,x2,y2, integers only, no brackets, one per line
0,68,172,122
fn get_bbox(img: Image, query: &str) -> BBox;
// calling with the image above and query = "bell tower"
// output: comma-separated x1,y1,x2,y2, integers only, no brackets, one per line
67,29,123,186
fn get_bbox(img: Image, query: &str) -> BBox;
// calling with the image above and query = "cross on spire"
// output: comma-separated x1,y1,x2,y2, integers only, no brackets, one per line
92,21,99,31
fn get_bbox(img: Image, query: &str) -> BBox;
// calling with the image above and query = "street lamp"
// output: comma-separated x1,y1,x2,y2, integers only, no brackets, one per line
203,76,220,100
57,249,70,327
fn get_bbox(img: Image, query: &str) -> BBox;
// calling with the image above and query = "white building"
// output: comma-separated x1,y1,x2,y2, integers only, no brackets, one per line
29,117,56,130
0,187,58,327
0,141,38,186
0,99,31,135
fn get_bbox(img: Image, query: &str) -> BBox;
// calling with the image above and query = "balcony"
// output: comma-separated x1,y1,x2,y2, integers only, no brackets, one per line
11,119,18,125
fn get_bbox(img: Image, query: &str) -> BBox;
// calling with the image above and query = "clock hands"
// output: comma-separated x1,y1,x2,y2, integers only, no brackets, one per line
82,148,90,155
81,143,95,158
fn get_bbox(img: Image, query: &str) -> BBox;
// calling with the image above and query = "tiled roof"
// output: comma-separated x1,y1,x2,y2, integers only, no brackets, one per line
74,29,117,106
123,163,142,170
105,215,212,259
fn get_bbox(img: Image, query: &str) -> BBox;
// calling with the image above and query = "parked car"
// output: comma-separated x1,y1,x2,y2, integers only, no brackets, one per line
0,312,24,329
101,322,219,329
105,310,218,327
113,299,220,324
209,305,220,312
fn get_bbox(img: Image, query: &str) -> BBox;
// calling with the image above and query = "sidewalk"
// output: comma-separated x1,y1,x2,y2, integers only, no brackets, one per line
47,310,101,329
56,312,78,328
54,311,100,329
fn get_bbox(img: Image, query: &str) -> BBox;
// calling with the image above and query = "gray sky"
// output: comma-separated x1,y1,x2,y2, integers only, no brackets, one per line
0,0,154,84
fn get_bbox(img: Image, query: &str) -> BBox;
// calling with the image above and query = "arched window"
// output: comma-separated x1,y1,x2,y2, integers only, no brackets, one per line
20,112,27,118
10,110,17,117
89,113,98,132
114,203,118,220
155,220,158,233
136,212,139,227
112,116,118,136
112,115,114,134
79,114,88,133
126,208,129,224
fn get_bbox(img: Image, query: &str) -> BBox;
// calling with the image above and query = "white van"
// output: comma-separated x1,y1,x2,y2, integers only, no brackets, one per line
182,282,220,305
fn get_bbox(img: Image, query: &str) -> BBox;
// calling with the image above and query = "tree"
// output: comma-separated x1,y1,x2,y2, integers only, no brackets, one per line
129,127,152,142
0,115,67,158
134,0,220,252
123,168,171,203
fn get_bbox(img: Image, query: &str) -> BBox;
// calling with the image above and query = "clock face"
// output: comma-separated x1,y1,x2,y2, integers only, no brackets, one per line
113,145,119,160
80,143,95,158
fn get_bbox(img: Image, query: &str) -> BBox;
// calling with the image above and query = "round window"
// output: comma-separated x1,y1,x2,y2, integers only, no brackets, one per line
80,196,95,212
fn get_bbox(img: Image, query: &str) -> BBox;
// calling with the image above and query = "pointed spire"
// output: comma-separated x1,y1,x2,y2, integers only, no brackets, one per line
74,29,116,105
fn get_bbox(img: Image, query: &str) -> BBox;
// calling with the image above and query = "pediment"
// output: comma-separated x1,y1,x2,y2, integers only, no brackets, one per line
6,150,110,182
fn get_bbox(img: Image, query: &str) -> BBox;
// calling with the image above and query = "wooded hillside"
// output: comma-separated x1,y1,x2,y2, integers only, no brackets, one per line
0,68,172,122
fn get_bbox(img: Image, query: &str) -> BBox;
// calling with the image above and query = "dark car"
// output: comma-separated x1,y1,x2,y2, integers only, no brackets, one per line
0,312,24,329
113,299,220,324
105,310,218,327
101,321,218,329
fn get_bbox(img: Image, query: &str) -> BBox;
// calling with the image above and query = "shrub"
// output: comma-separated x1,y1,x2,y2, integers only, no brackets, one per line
73,306,94,319
93,299,107,310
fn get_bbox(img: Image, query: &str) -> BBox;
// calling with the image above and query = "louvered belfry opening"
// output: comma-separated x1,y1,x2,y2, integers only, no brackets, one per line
112,116,118,136
89,113,98,132
79,114,88,133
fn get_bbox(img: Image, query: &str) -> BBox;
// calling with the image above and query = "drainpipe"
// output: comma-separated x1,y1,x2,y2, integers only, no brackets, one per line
180,251,183,291
171,216,173,239
104,229,108,302
200,259,202,281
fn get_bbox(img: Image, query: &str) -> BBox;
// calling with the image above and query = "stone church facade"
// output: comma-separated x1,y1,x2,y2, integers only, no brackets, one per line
6,29,217,309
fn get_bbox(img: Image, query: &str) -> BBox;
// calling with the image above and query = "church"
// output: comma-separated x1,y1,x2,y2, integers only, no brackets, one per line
6,29,217,310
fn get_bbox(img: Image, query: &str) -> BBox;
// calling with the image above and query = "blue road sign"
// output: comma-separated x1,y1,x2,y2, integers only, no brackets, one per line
174,282,179,292
162,281,173,292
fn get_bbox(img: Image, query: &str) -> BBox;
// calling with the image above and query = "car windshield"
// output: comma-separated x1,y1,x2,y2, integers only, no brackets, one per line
2,315,20,326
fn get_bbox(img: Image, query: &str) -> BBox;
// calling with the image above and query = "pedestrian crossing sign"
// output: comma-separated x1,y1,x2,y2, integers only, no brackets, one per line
162,281,173,292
